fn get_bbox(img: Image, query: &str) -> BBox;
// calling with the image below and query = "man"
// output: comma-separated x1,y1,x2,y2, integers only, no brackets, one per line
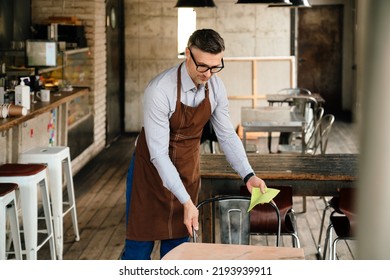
122,29,267,260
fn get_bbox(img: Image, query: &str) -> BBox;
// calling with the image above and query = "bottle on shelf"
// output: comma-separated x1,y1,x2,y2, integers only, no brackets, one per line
15,77,30,110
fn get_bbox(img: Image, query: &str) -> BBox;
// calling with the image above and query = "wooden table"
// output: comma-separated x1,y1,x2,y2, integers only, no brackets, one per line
266,93,325,106
241,107,308,153
162,242,305,260
200,153,358,199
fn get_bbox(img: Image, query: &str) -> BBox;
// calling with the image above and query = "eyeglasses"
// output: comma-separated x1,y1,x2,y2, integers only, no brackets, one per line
189,48,224,74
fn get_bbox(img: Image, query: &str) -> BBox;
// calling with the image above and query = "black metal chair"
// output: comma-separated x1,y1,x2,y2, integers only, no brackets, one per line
193,195,281,246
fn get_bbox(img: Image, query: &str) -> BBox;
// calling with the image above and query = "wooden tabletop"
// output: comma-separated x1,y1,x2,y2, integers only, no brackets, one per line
0,87,90,132
200,153,358,197
162,242,305,260
201,153,357,181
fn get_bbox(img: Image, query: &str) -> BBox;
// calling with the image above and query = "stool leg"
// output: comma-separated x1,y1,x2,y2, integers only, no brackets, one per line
0,203,6,260
8,197,22,260
40,179,56,260
63,158,80,241
48,160,63,260
19,183,38,260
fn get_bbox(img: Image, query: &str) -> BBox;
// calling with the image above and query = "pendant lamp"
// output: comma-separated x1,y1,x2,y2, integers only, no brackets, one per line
174,0,216,8
236,0,292,4
269,0,311,7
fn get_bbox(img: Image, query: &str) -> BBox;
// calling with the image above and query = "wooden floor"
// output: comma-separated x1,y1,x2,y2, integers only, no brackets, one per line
37,118,359,260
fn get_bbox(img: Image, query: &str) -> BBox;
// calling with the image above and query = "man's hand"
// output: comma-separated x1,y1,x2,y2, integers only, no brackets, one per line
183,199,199,237
246,175,267,194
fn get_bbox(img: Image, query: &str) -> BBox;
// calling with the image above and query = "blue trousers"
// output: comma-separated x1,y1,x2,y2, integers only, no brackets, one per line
121,153,189,260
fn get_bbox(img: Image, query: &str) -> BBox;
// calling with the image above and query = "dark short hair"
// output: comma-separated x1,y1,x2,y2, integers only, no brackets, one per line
187,29,225,54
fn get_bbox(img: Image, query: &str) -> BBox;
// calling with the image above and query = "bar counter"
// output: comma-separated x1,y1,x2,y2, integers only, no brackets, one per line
0,87,90,132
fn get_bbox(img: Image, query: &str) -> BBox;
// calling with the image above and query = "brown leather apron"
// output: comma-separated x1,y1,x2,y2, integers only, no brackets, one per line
126,64,211,241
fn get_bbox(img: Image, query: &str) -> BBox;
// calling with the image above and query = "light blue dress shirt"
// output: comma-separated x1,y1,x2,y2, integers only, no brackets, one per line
143,62,254,204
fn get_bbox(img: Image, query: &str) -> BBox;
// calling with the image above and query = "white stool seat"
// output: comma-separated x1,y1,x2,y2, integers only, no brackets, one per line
0,183,22,260
0,164,56,260
18,146,80,260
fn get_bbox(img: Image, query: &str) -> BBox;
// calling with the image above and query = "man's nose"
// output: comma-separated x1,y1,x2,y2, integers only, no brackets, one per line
204,69,212,77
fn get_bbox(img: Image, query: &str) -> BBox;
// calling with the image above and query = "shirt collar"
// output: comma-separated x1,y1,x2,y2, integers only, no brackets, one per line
180,62,202,93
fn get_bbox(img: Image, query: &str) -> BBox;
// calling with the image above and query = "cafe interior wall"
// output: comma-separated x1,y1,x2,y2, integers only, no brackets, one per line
123,0,357,132
124,0,291,132
29,0,107,173
0,0,357,152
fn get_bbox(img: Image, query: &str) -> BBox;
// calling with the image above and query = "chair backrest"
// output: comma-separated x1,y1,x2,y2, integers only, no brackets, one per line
194,195,281,246
243,186,292,233
332,187,356,236
218,198,250,245
283,95,318,117
304,107,324,152
316,114,335,154
278,87,312,95
200,120,218,153
194,196,250,245
338,188,356,227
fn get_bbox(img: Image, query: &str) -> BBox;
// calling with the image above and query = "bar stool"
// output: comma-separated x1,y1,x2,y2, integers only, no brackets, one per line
0,183,22,260
18,146,80,260
0,164,56,260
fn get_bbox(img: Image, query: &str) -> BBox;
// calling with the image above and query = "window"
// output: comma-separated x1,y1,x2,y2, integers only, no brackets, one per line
177,8,196,57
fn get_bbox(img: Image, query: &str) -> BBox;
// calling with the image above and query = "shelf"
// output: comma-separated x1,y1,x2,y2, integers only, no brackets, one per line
68,113,92,131
62,48,89,55
38,66,63,74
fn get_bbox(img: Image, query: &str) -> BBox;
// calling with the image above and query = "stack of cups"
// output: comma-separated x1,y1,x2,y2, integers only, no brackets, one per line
0,104,27,119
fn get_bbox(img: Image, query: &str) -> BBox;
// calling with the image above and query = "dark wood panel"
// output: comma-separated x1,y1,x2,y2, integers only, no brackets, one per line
298,5,343,115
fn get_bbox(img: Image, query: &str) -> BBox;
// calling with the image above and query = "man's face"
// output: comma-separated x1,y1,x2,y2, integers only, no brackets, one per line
185,47,224,87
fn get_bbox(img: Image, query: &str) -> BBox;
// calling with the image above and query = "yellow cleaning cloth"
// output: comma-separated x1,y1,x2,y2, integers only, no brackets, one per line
248,187,280,212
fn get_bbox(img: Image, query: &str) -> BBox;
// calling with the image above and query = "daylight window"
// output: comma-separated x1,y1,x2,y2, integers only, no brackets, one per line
178,8,196,57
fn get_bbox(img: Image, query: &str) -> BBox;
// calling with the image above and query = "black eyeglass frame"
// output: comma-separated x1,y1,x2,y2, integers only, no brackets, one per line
188,48,224,74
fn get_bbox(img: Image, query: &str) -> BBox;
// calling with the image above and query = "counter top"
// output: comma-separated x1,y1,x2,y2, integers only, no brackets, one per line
0,87,90,132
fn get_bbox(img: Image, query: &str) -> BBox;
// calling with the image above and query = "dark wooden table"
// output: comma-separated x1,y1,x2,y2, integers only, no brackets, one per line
200,153,358,200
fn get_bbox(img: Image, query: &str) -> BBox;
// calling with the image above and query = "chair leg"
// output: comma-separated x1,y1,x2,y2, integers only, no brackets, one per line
331,237,340,260
291,233,300,248
317,201,331,258
323,223,334,260
287,212,300,248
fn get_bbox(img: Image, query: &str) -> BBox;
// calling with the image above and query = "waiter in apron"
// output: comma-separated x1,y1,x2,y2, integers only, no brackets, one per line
122,29,267,260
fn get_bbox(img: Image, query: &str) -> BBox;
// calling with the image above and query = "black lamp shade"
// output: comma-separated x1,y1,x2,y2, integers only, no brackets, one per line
175,0,216,8
269,0,311,7
236,0,292,4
